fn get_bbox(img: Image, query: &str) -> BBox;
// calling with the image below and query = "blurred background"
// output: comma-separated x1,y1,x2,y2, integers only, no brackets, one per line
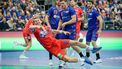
0,0,122,50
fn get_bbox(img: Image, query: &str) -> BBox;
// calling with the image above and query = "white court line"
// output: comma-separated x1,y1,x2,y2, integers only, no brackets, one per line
102,56,122,61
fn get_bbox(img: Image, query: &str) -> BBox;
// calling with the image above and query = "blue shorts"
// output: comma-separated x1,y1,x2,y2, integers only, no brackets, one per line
86,28,98,42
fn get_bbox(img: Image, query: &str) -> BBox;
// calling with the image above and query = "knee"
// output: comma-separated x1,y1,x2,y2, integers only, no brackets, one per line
27,43,32,47
62,57,73,62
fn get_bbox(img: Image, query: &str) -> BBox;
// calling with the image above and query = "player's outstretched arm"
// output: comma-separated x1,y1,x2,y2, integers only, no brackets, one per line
52,30,70,35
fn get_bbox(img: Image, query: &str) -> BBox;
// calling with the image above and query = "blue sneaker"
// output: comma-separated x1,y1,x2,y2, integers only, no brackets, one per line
92,47,102,53
84,56,93,65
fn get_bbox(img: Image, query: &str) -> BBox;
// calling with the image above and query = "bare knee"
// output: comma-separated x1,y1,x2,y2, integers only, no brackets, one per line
69,40,79,46
62,55,78,63
62,57,72,62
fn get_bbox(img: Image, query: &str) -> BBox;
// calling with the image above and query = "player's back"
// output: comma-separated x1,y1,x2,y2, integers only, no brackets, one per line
74,6,83,26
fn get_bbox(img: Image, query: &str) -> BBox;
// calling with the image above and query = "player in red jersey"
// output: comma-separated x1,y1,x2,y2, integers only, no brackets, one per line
30,18,102,64
13,14,41,58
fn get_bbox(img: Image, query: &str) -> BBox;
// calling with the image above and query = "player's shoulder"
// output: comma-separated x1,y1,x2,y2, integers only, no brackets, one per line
92,8,98,13
68,6,74,9
50,6,56,10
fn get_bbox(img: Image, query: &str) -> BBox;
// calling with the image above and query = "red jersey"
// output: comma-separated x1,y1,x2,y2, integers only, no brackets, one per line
74,6,83,29
23,18,34,34
74,7,83,38
34,26,55,48
34,26,70,59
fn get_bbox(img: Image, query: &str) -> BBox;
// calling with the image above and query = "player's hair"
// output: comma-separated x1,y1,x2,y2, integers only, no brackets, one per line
88,0,94,4
32,14,40,19
74,0,77,2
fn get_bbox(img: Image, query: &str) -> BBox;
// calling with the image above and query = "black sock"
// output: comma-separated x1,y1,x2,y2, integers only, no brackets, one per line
79,52,84,58
86,52,90,57
96,53,100,60
49,52,53,60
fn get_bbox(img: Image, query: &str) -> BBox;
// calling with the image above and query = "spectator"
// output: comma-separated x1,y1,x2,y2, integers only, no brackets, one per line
5,11,11,21
19,10,26,24
16,20,25,31
0,18,10,31
7,18,16,31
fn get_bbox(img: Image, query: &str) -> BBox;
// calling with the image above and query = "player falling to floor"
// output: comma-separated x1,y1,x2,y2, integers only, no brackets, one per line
86,0,103,63
13,13,41,58
31,18,102,65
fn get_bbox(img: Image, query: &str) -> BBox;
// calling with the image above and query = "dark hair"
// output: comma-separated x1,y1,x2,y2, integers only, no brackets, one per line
88,0,94,4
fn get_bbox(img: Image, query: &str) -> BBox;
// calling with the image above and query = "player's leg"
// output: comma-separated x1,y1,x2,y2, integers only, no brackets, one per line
13,33,32,58
86,30,92,58
60,39,93,65
57,33,67,67
91,29,102,63
20,34,32,58
62,55,78,63
49,52,53,66
69,40,102,55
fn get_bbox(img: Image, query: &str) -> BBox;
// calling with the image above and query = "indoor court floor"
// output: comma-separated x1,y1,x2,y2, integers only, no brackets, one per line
0,50,122,69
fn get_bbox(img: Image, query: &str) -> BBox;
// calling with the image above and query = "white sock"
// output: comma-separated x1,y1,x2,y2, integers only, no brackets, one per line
86,45,92,51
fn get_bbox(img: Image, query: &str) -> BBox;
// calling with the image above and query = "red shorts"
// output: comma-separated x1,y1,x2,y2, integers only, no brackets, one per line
76,27,80,39
76,22,81,39
43,39,70,60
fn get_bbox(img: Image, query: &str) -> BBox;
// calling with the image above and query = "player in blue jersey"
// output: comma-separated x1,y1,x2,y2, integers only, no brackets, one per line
86,0,103,63
45,0,62,66
58,0,90,66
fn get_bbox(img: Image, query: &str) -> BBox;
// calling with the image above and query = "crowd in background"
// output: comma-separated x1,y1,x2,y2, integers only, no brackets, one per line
0,0,122,31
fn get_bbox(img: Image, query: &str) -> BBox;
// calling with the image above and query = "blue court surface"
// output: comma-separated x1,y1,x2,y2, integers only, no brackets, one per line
0,50,122,69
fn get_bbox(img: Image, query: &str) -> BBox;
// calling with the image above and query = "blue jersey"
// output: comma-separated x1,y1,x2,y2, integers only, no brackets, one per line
88,8,100,30
47,6,60,29
60,6,76,30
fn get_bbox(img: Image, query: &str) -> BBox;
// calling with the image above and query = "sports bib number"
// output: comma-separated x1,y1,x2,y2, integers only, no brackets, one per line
40,31,47,38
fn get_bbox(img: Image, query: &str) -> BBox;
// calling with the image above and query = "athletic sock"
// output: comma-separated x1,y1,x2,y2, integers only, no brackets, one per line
86,52,90,57
79,52,84,58
96,53,100,60
49,53,53,60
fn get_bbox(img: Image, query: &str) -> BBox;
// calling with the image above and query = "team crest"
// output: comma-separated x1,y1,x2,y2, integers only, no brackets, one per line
53,9,57,14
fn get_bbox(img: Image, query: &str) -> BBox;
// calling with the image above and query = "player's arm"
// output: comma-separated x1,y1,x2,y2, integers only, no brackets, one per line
29,25,41,29
64,15,76,25
57,19,62,30
62,15,76,29
52,30,70,35
97,15,103,36
45,14,51,28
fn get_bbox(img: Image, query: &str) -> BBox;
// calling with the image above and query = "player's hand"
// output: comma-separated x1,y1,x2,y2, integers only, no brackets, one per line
97,29,102,36
63,31,71,35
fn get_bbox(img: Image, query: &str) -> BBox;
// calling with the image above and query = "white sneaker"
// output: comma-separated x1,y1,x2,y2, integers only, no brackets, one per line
94,59,102,64
19,54,28,59
59,61,66,67
13,41,18,48
49,60,53,66
79,58,85,66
